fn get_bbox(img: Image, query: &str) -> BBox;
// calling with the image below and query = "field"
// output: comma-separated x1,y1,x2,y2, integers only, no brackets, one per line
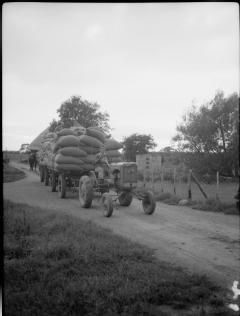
4,199,235,316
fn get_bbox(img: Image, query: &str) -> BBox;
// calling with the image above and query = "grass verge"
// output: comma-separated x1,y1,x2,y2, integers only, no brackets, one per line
3,163,26,183
4,199,235,316
154,192,238,215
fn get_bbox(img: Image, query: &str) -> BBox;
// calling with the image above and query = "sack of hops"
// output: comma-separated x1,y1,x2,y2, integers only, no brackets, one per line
83,154,97,164
86,127,106,143
105,138,122,150
55,135,79,148
58,147,87,158
79,145,101,155
55,153,84,165
54,163,84,172
57,128,76,137
70,126,86,136
44,132,57,140
79,135,103,148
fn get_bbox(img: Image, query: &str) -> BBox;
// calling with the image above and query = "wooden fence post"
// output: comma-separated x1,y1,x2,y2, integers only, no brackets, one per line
151,165,154,192
173,167,176,195
191,171,208,199
216,171,219,200
143,169,146,188
161,167,164,192
188,169,192,200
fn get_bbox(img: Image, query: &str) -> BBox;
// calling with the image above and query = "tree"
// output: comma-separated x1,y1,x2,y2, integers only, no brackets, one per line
122,134,157,162
172,91,239,175
160,146,175,152
49,95,110,133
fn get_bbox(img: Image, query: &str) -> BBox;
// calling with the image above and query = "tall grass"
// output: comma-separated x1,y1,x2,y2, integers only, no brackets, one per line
4,200,233,316
3,164,26,183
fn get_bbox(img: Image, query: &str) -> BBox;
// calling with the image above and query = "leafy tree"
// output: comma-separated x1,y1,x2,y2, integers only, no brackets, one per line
49,95,110,133
172,91,239,175
122,134,157,162
160,146,175,152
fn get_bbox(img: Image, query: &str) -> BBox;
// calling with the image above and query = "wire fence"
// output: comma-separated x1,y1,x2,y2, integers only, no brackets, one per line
139,168,239,204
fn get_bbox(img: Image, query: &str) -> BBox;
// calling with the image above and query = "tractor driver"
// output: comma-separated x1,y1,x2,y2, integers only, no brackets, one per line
95,148,110,179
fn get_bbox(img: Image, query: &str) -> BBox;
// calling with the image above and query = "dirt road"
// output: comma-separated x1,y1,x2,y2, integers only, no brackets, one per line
4,162,240,288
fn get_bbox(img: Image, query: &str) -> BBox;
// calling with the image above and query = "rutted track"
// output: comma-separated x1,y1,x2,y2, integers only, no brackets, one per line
4,162,240,288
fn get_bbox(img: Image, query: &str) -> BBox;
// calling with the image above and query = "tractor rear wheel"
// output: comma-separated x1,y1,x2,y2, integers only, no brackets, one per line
102,193,113,217
142,191,156,215
51,172,57,192
118,191,133,206
58,174,66,198
44,167,49,186
40,166,44,182
79,176,93,208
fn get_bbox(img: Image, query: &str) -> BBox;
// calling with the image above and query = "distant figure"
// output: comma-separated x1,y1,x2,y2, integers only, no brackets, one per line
29,152,37,171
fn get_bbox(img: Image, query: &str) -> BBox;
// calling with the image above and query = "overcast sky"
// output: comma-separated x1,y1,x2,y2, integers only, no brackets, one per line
3,2,239,150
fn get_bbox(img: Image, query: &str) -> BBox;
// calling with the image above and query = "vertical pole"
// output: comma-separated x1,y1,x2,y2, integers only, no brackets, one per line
188,169,192,200
161,167,164,192
143,167,146,188
151,155,154,191
173,167,176,195
216,171,219,200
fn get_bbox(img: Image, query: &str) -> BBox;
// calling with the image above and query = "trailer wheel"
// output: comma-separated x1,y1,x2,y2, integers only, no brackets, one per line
58,174,66,198
118,191,133,206
51,172,57,192
142,191,156,215
79,176,93,208
40,166,44,182
102,193,113,217
44,167,49,186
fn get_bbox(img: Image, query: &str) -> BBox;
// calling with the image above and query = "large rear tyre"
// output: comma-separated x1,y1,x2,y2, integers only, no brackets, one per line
101,193,113,217
79,176,93,208
51,172,57,192
118,191,133,206
44,167,49,186
58,174,66,198
142,191,156,215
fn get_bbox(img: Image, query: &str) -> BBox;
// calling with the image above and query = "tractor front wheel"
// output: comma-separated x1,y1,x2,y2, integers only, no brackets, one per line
118,191,133,206
101,193,113,217
142,191,156,215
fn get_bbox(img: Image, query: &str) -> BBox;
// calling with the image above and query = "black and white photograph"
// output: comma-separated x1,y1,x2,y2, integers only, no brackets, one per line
2,2,239,315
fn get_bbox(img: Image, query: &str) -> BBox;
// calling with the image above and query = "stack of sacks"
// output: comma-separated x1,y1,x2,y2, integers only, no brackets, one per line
78,127,105,170
39,132,57,167
104,138,123,163
53,130,86,172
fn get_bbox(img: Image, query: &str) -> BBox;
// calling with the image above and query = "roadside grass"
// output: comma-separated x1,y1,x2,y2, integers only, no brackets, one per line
4,200,235,316
3,163,26,183
191,198,239,215
154,192,238,215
